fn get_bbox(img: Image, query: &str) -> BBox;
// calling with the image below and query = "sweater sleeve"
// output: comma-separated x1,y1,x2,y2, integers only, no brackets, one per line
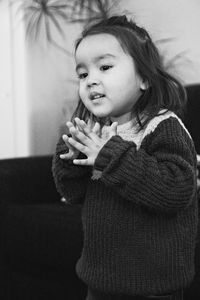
93,118,197,214
52,136,92,204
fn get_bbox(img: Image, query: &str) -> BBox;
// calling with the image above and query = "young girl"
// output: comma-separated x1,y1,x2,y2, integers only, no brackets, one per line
52,15,198,300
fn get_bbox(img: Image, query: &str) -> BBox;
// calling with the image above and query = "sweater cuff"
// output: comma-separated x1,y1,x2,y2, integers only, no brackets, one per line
94,135,134,172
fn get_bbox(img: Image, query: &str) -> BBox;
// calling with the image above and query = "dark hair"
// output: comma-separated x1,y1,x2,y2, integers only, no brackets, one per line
72,15,187,130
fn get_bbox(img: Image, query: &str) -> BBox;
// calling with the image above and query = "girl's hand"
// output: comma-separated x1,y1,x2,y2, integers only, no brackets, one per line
60,121,80,160
60,119,101,160
67,118,118,166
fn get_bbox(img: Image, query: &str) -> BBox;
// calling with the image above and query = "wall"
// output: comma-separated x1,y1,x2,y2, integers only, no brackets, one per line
117,0,200,83
1,0,200,158
0,1,15,158
0,1,30,158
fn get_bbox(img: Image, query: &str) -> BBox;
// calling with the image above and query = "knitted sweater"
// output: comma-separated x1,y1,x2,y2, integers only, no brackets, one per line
52,113,198,296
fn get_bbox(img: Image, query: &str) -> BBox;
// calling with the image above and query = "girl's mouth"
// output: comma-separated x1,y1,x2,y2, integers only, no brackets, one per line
89,92,105,101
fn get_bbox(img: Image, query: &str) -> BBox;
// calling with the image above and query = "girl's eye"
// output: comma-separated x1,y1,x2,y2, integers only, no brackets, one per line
78,73,88,79
100,65,113,71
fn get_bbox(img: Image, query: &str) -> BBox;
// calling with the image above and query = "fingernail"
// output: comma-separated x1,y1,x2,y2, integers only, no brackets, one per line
80,120,86,125
66,122,71,127
69,127,75,133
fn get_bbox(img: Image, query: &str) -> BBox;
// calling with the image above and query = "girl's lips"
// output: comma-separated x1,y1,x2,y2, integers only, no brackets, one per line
89,92,105,100
91,96,105,104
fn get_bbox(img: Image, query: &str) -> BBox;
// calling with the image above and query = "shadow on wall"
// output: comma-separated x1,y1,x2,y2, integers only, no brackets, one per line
29,99,77,156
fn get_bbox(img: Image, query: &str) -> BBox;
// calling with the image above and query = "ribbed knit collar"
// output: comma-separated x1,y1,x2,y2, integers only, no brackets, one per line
117,119,135,133
101,118,144,147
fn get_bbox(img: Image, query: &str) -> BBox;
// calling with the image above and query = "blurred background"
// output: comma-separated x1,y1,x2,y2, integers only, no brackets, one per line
0,0,200,159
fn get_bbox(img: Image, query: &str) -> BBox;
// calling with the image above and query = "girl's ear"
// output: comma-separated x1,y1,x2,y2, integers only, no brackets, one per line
140,80,149,91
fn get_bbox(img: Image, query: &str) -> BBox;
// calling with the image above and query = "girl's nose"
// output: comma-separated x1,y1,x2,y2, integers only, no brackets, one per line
87,74,100,88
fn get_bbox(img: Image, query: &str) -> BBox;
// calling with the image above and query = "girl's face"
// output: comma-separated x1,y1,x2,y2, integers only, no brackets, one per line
75,33,145,124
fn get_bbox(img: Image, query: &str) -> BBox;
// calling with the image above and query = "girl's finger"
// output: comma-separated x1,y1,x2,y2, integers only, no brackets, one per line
60,152,73,160
110,122,118,136
62,134,74,150
92,122,101,135
66,121,77,139
74,117,87,132
69,126,91,146
66,121,74,130
70,123,101,147
74,117,85,132
73,158,89,165
75,119,100,142
62,134,69,142
61,135,76,159
76,118,100,137
68,137,87,154
87,118,93,130
66,121,78,138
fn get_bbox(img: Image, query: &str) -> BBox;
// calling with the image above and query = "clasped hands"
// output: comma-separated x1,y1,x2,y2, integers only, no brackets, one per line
60,117,118,166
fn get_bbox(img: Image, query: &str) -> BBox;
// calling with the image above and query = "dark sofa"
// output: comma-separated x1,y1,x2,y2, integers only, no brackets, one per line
0,156,87,300
0,85,199,300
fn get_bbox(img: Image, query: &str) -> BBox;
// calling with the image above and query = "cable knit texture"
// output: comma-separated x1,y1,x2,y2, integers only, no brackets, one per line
52,114,198,296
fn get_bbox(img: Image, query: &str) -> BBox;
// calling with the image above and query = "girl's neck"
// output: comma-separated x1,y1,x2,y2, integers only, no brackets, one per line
110,111,133,125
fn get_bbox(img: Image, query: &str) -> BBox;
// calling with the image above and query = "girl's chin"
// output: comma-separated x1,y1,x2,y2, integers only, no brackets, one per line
90,109,110,118
92,112,110,119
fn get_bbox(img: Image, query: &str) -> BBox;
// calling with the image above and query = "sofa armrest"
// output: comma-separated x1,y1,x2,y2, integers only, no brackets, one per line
0,156,60,205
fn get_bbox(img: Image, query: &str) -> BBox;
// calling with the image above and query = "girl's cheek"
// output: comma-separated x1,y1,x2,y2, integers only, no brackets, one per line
79,82,84,92
78,87,82,99
78,87,85,101
78,83,83,93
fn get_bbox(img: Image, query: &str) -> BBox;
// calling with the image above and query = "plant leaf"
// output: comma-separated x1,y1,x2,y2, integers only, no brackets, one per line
46,10,65,37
